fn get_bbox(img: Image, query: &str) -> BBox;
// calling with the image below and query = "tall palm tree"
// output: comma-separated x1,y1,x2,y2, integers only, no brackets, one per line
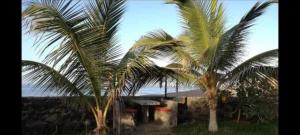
132,0,278,132
22,0,178,134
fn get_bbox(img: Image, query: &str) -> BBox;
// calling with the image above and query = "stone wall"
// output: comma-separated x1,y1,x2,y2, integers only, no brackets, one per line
178,96,236,123
186,97,209,120
22,96,212,134
22,97,180,135
22,97,96,135
177,96,210,123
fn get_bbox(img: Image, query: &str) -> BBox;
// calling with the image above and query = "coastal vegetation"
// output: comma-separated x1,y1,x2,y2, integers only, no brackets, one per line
22,0,278,134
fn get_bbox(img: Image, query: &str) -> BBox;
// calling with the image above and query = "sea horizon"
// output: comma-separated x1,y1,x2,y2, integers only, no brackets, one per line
22,84,198,97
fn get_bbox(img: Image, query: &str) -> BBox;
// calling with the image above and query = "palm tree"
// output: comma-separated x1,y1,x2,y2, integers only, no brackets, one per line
132,0,278,132
22,0,178,134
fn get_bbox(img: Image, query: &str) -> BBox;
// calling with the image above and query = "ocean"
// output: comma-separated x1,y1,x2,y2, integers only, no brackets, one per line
21,84,196,97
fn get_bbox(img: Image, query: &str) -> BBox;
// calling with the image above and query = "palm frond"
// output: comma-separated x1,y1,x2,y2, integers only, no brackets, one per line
22,60,88,96
223,49,278,85
116,34,183,96
22,0,85,58
131,30,181,51
22,0,100,95
57,53,93,92
212,1,273,72
174,0,211,54
23,0,127,102
129,30,184,65
79,0,126,100
208,0,225,43
81,0,125,63
116,49,157,95
84,0,126,39
22,59,99,118
232,66,277,85
123,65,167,96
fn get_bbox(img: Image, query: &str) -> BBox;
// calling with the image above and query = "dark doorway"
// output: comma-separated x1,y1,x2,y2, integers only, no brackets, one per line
136,105,142,125
148,106,155,122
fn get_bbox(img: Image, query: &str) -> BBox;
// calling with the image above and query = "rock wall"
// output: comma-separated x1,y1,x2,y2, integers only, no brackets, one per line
186,97,209,120
178,96,237,123
22,97,96,135
22,96,213,134
177,96,210,123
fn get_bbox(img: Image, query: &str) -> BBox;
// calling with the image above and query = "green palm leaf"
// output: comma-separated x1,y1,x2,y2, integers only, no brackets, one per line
223,49,278,86
22,60,87,96
167,0,224,65
212,1,273,72
22,0,126,108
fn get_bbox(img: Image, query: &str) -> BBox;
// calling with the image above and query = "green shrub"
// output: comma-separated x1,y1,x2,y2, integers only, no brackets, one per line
219,77,278,123
175,121,278,135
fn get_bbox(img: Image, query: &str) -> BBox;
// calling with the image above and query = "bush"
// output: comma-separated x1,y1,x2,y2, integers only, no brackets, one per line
219,78,278,123
175,121,278,135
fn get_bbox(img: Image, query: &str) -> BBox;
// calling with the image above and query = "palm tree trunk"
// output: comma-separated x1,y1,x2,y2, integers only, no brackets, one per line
95,109,106,135
165,77,167,98
209,108,218,132
207,87,218,132
236,109,241,123
176,78,179,100
113,100,121,135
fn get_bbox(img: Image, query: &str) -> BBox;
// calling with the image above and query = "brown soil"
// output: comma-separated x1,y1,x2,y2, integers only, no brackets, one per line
132,123,176,135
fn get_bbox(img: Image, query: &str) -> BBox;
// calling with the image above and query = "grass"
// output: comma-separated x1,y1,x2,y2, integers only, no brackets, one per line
57,121,278,135
174,121,278,135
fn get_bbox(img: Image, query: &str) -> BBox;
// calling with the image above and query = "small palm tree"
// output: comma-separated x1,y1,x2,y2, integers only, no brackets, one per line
133,0,278,132
22,0,177,134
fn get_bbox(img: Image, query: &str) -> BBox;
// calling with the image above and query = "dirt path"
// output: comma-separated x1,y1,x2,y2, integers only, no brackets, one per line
132,123,176,135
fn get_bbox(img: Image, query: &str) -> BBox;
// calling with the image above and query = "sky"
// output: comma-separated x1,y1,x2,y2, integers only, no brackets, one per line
22,0,278,95
22,0,278,63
